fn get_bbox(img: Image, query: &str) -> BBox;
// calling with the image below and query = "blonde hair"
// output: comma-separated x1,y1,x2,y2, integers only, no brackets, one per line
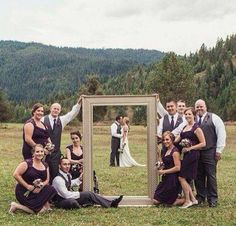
123,117,129,124
162,131,175,143
31,144,44,154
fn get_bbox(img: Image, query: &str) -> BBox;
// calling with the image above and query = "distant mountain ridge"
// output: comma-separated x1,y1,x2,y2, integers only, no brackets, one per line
0,40,164,102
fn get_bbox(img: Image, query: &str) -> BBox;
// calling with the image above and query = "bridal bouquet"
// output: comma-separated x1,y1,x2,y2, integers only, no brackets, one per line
24,179,44,197
118,143,126,153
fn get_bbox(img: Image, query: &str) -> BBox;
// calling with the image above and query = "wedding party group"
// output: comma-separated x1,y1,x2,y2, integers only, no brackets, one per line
9,96,123,214
153,98,226,208
8,95,226,214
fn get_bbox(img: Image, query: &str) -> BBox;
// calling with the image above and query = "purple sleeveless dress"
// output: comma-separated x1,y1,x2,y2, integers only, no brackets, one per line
154,147,180,204
67,145,83,179
22,118,50,159
179,123,200,180
15,159,56,213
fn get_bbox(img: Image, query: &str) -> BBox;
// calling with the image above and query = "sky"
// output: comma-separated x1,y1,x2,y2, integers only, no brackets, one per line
0,0,236,55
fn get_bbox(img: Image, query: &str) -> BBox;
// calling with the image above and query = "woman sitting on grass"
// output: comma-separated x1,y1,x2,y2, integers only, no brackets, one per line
153,131,183,206
9,144,57,214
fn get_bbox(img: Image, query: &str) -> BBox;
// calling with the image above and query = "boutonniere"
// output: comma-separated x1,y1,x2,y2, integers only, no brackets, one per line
203,114,209,124
176,117,182,124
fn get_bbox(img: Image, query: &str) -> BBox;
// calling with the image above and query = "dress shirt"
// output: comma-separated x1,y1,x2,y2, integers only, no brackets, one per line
171,117,187,137
52,170,81,199
157,113,181,137
42,103,81,129
111,121,123,138
156,101,167,118
196,112,226,153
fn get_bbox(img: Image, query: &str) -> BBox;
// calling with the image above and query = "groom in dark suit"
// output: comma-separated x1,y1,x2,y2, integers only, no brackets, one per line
110,115,123,166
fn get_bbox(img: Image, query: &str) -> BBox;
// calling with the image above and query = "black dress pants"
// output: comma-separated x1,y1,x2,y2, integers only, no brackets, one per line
110,137,120,166
46,151,61,183
195,148,218,203
55,191,112,209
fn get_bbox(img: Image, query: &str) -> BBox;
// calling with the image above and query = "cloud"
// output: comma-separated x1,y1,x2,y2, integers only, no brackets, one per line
0,0,236,54
155,0,236,22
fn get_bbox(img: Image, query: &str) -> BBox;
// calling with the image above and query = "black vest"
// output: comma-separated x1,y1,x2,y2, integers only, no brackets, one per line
44,115,62,152
112,122,121,140
199,112,217,150
116,123,121,134
52,172,71,203
162,114,183,133
57,172,71,191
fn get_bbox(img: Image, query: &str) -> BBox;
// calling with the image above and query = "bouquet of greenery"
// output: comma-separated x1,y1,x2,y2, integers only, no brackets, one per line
24,179,44,197
44,142,55,154
155,160,165,170
179,138,192,148
118,143,126,154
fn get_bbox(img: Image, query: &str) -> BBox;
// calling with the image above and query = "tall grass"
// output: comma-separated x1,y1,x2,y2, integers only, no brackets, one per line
0,123,235,226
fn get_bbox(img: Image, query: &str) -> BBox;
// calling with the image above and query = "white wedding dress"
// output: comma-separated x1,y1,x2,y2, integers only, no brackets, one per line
119,128,145,167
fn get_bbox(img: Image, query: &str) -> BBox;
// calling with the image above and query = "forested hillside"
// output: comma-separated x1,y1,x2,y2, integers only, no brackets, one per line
104,34,236,120
0,41,164,102
1,34,236,123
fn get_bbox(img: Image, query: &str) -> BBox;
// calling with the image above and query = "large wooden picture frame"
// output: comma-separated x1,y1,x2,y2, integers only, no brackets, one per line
82,95,158,206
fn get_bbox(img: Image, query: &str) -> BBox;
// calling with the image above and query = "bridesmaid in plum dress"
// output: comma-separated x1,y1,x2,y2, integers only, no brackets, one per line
153,131,182,205
66,131,83,180
177,107,206,208
9,144,56,214
22,103,51,160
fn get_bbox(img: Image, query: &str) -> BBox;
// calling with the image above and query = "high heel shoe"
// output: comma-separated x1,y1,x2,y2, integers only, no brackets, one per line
179,201,193,209
192,200,198,205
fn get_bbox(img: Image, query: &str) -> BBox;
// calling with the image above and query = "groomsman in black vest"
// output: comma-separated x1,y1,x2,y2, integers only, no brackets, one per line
110,115,123,166
194,99,226,207
52,158,123,209
157,100,184,156
42,97,82,182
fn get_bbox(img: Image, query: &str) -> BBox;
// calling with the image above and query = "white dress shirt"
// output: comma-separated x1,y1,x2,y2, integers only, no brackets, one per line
52,170,81,199
42,103,81,129
111,121,123,138
196,112,226,153
156,101,167,118
171,117,187,137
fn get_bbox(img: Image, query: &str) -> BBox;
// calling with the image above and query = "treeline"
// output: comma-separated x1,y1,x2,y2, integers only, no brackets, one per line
188,35,236,120
1,34,236,123
104,34,236,121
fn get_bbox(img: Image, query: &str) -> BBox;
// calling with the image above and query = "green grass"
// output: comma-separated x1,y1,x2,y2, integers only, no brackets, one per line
0,123,236,226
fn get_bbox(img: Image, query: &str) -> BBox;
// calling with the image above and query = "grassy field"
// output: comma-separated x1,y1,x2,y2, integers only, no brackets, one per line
0,123,236,226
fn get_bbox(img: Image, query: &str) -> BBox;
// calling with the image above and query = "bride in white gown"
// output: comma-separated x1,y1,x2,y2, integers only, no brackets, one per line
119,117,146,167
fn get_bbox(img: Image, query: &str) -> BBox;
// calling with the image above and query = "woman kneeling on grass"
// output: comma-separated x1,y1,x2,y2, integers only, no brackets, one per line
153,131,184,206
9,144,57,214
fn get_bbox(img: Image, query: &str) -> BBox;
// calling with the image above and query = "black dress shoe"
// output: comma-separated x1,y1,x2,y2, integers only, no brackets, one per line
197,198,205,205
111,195,123,208
208,202,217,207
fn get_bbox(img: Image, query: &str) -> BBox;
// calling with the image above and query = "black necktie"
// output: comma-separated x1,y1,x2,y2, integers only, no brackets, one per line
53,119,56,131
198,116,202,125
67,174,71,190
170,116,174,130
